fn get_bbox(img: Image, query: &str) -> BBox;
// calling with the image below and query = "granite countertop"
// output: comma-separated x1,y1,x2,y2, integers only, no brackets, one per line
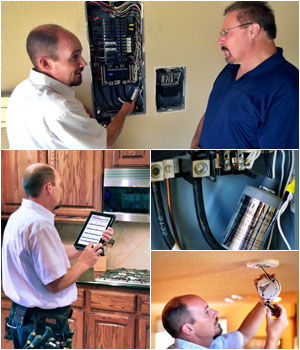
77,269,150,290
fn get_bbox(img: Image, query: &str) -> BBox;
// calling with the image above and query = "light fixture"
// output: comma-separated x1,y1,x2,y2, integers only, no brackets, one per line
231,294,243,300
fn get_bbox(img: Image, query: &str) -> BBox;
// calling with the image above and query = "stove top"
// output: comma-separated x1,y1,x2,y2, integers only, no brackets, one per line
94,268,150,288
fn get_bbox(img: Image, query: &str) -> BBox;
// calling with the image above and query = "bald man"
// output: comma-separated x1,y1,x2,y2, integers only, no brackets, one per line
2,163,114,348
162,292,288,349
6,24,134,149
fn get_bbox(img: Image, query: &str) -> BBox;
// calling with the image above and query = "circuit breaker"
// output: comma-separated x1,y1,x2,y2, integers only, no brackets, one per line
156,67,186,113
86,1,145,126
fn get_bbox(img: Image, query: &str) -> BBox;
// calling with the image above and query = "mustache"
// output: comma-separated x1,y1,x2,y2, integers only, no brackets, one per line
75,68,84,74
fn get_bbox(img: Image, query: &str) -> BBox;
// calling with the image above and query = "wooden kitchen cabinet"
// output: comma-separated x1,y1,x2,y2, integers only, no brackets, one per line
1,285,149,349
1,150,48,214
1,292,12,349
1,150,103,222
87,312,135,349
104,150,150,168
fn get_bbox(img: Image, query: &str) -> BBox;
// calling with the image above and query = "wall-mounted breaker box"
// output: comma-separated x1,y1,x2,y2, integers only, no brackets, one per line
86,1,145,126
156,67,186,113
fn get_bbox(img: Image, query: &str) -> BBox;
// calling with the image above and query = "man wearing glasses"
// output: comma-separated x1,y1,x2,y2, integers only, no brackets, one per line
191,1,298,149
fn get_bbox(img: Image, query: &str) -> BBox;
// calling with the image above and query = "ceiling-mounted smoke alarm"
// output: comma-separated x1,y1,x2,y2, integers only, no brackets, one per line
246,259,279,269
246,259,281,301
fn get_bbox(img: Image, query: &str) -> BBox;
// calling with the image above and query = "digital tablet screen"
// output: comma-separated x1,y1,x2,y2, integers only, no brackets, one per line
74,211,116,250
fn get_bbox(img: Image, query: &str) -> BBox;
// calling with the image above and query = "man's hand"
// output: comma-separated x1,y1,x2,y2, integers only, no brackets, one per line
265,304,288,349
78,242,103,269
102,227,114,244
119,101,135,116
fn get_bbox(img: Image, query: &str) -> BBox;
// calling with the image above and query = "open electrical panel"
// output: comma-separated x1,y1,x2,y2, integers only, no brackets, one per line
86,1,145,126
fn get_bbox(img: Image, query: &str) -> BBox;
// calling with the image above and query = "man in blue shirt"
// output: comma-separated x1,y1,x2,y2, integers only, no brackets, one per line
191,1,299,149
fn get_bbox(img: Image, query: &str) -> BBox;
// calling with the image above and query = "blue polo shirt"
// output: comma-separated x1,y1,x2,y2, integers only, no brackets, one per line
199,48,299,149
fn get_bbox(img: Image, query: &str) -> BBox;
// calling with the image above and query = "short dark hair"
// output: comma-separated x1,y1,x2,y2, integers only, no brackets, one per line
162,296,195,338
26,24,64,68
22,163,56,198
224,1,276,39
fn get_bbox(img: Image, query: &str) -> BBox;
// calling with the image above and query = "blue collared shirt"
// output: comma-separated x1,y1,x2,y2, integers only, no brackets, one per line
168,331,244,349
199,48,299,149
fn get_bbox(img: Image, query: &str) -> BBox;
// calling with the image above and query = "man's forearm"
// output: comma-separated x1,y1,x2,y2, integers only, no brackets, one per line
106,110,127,147
46,261,89,294
238,301,266,346
264,337,278,349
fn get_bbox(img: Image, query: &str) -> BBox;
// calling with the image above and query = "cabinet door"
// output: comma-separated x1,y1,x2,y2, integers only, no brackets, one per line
1,150,47,214
87,312,135,349
105,150,150,167
1,299,13,349
136,317,150,349
45,150,103,217
68,308,84,349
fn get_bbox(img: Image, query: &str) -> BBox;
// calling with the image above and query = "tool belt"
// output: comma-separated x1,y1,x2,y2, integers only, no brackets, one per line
11,302,73,330
5,302,74,348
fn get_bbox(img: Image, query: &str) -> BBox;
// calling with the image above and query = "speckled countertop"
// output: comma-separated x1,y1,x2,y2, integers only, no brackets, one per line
77,269,150,290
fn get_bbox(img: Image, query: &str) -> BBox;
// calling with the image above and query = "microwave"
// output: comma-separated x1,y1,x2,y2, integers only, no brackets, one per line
103,168,150,223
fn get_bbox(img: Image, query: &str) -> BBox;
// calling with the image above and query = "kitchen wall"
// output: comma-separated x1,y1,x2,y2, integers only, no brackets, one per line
56,221,150,269
1,1,299,149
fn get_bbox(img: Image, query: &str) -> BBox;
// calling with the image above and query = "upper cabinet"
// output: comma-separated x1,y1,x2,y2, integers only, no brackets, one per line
104,150,150,168
1,150,103,223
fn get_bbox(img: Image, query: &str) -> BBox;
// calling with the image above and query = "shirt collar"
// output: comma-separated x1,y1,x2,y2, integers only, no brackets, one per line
174,338,207,349
229,47,285,79
21,198,55,224
29,69,75,98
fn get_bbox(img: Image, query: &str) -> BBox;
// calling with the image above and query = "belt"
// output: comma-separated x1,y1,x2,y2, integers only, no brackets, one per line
12,302,72,329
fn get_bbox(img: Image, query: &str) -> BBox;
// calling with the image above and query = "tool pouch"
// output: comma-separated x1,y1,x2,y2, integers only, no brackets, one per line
4,316,14,340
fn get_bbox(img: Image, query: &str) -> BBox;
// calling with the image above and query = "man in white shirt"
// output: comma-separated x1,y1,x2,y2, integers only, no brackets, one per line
6,24,135,149
162,291,288,349
2,163,114,348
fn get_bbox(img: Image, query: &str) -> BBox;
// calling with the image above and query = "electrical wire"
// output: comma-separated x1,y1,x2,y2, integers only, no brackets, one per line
245,150,261,169
165,178,182,249
272,150,277,179
193,179,225,250
283,151,294,196
278,150,285,197
151,182,175,250
276,192,293,250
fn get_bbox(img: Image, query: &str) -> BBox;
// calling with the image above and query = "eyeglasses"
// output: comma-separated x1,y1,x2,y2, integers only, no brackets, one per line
219,22,253,37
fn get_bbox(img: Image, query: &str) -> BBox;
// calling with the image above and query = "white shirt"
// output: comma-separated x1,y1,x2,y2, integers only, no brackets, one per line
169,331,244,349
2,199,77,308
6,69,107,149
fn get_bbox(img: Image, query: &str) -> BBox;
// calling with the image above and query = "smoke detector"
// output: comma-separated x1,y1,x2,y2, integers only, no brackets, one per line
246,259,281,301
246,259,279,269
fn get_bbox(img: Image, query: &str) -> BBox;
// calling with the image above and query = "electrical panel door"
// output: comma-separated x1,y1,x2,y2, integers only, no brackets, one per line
86,1,145,126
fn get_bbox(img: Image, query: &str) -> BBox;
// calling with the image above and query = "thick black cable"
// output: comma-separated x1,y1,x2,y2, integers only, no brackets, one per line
151,182,175,250
193,179,225,250
263,151,272,178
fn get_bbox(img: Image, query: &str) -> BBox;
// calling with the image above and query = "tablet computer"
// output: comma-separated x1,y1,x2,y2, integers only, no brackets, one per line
74,211,116,250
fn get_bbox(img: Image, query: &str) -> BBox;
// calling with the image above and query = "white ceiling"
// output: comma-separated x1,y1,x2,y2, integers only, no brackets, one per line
151,250,298,304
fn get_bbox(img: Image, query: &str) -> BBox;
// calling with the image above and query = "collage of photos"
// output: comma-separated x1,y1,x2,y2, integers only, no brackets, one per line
1,1,299,350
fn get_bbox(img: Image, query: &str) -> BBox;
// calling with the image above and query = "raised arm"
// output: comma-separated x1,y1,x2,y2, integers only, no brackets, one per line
238,301,267,346
106,101,135,147
264,304,288,349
